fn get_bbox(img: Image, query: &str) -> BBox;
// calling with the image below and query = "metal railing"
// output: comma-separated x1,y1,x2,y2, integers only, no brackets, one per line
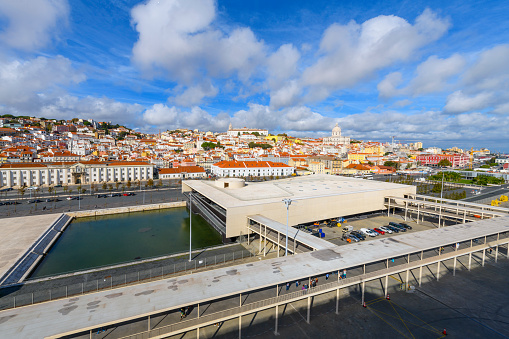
116,236,509,339
0,248,256,311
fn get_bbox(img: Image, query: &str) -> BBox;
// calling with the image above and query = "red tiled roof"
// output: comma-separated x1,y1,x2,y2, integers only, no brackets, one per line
213,160,291,168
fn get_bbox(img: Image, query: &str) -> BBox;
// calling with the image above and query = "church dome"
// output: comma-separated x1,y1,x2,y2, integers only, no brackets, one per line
332,123,341,135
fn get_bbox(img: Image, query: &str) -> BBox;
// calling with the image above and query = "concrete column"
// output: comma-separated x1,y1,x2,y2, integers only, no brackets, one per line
274,304,279,335
148,315,150,331
388,199,390,217
264,225,267,257
468,252,472,271
404,201,407,221
405,270,409,289
17,170,22,187
437,261,440,281
419,266,422,287
417,203,420,224
45,169,50,185
482,248,486,267
307,297,311,323
277,231,280,258
258,230,262,254
336,288,339,314
495,234,499,263
239,315,241,339
453,256,457,276
361,281,365,305
6,170,12,187
36,170,41,186
463,210,466,223
384,275,389,297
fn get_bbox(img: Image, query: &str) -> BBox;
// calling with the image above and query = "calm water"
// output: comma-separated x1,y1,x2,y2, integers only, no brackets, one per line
29,207,222,278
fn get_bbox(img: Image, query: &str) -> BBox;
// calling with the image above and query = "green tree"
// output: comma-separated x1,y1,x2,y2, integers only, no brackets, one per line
115,181,121,190
147,178,154,187
157,179,163,188
127,179,132,188
384,161,400,170
102,182,107,190
437,159,452,167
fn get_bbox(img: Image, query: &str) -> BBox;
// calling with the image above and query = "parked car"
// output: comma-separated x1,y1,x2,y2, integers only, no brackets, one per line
399,223,413,230
360,228,376,237
385,225,399,233
66,196,77,200
351,231,366,240
346,233,360,242
389,222,407,232
379,226,393,234
367,228,380,236
373,228,385,235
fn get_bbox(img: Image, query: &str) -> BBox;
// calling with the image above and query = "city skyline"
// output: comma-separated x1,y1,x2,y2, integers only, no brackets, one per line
0,0,508,151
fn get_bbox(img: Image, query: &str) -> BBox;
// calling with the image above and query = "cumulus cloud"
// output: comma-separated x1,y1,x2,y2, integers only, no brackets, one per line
173,81,218,107
300,9,450,102
0,0,69,51
267,44,300,89
38,95,144,124
441,44,509,114
131,0,265,84
0,55,85,109
377,72,403,98
443,90,493,113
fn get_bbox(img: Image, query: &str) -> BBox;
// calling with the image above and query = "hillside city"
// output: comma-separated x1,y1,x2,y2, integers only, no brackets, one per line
0,114,507,194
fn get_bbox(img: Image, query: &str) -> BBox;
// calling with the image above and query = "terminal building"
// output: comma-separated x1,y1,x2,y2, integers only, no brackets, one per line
182,174,416,241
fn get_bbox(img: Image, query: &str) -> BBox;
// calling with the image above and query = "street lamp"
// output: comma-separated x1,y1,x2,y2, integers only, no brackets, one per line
189,191,192,262
282,198,292,256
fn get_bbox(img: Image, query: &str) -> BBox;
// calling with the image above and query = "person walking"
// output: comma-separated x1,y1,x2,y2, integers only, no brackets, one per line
180,308,186,320
326,273,329,280
286,282,290,291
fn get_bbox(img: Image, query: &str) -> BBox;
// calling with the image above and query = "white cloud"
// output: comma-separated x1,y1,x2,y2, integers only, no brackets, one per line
131,0,265,84
377,72,403,98
378,54,465,98
464,44,509,90
173,82,218,107
407,54,465,95
38,95,144,125
444,90,493,113
0,55,85,109
269,81,302,109
300,9,449,102
267,44,300,89
0,0,69,51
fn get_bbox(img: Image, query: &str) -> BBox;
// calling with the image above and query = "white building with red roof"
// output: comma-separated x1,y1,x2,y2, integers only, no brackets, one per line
211,160,294,178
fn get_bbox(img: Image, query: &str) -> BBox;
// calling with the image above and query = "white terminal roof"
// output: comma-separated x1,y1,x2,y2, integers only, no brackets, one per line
1,216,508,338
184,174,412,209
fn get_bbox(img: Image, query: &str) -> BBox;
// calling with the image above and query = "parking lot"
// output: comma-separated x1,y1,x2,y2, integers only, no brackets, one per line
0,187,185,218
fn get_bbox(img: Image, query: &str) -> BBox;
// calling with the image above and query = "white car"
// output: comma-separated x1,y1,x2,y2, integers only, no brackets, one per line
360,228,377,237
380,226,393,234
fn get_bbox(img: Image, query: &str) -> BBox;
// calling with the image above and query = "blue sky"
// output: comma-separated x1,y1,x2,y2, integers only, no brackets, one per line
0,0,508,151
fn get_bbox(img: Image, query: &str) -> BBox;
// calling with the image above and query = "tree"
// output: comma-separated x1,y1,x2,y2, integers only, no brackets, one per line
384,161,400,170
147,178,154,187
63,185,68,193
157,179,163,188
18,187,25,199
48,186,54,195
437,159,452,167
115,181,121,190
108,183,113,192
102,182,107,190
126,179,132,188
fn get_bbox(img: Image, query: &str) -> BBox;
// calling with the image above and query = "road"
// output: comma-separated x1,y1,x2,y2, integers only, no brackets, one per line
0,186,185,218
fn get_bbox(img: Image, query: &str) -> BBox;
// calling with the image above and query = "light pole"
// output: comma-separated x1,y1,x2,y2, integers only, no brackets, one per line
189,191,192,262
282,198,292,256
78,187,81,210
440,171,444,201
